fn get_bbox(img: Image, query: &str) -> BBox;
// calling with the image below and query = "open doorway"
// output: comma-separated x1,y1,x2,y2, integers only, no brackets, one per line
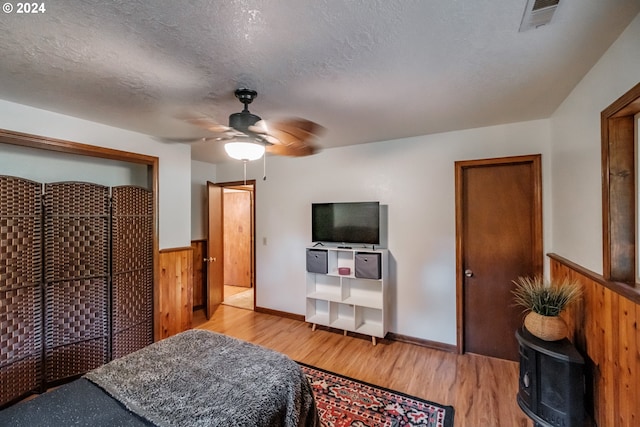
205,180,256,314
221,183,255,310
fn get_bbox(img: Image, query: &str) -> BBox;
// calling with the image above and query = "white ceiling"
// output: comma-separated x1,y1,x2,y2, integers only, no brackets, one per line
1,0,639,163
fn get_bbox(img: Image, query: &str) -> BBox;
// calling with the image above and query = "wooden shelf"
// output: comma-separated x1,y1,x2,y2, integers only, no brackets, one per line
305,246,388,344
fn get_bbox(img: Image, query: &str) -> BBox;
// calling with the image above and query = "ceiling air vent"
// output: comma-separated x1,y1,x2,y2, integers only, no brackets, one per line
519,0,560,32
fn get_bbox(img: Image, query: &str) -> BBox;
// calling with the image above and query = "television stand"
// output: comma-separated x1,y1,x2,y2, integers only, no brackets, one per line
305,246,388,345
337,245,352,249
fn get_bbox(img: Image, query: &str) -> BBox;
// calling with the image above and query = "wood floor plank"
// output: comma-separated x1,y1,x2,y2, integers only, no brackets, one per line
194,306,532,427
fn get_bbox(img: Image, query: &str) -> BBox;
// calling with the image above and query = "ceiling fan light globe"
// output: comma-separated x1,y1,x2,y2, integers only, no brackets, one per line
224,141,265,161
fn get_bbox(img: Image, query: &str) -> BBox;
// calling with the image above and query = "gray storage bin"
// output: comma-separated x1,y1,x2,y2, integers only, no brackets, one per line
355,252,381,279
306,249,328,273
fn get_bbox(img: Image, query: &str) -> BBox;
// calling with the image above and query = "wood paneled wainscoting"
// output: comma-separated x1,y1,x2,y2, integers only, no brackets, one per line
549,254,640,427
157,247,193,340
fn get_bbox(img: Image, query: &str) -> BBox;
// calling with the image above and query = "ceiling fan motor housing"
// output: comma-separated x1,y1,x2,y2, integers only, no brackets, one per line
229,111,261,133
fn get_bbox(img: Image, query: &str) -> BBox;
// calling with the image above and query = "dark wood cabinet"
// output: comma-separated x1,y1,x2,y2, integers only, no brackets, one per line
516,327,585,427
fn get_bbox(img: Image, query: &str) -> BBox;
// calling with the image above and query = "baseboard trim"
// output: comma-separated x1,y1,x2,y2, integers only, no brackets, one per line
255,306,305,322
386,332,457,353
256,307,456,352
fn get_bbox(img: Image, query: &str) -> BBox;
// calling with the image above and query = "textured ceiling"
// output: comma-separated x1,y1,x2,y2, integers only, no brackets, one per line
1,0,639,163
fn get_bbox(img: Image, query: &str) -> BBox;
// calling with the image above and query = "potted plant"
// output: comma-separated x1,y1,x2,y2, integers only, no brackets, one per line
512,276,582,341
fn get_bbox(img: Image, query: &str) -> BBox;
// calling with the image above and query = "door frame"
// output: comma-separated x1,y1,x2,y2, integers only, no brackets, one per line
206,181,224,318
454,154,543,354
213,180,256,310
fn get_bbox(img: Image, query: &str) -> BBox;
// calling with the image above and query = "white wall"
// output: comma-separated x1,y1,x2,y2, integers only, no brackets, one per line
0,100,192,249
0,143,148,187
550,13,640,274
216,119,552,344
191,160,217,240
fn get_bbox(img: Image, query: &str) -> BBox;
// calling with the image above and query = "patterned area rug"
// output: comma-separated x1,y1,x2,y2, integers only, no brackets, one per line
299,363,454,427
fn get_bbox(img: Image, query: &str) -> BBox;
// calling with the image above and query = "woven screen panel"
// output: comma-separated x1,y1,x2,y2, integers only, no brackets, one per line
44,279,108,348
0,287,42,366
112,320,153,359
44,182,109,283
111,216,153,273
44,216,109,281
112,186,152,274
0,217,42,291
111,186,152,216
43,182,109,216
0,176,43,406
0,175,42,216
0,286,43,406
112,269,152,333
45,337,109,383
44,278,109,383
0,357,41,407
111,186,153,357
0,176,42,291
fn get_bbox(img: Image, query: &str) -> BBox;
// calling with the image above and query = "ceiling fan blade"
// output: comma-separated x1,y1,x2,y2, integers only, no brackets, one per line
258,118,322,144
152,136,218,144
183,116,233,134
253,118,323,157
249,118,323,142
275,118,324,135
266,141,318,157
258,134,281,145
248,120,269,134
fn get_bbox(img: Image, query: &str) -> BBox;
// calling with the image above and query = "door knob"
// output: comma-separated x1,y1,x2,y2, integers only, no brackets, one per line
204,257,214,262
465,269,474,277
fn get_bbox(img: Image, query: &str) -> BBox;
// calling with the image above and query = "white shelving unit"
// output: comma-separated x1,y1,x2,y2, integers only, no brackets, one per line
305,246,388,345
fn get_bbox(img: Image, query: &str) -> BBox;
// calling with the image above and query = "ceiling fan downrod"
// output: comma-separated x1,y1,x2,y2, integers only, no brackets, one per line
235,88,257,110
229,88,261,132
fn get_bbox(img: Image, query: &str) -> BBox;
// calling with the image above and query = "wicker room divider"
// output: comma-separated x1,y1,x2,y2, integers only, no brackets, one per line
111,186,153,359
43,182,111,385
0,176,153,407
0,176,43,407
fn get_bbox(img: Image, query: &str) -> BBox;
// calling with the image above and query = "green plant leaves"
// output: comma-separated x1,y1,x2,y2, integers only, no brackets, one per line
511,276,582,316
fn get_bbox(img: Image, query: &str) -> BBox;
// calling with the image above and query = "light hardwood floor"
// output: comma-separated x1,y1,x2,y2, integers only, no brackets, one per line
194,305,533,427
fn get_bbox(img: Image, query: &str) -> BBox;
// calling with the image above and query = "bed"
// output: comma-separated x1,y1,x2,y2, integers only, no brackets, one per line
0,329,319,427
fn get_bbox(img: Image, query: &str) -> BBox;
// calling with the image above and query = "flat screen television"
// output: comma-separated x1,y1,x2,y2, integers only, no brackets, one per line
312,201,380,245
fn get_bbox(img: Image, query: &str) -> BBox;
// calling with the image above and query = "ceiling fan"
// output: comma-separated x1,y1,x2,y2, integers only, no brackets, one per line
183,88,324,161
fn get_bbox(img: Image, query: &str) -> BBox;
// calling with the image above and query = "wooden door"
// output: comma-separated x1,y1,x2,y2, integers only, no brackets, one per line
206,181,224,319
223,190,252,287
455,155,542,361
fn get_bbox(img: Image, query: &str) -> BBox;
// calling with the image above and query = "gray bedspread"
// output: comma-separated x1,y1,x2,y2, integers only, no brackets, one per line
84,329,319,427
